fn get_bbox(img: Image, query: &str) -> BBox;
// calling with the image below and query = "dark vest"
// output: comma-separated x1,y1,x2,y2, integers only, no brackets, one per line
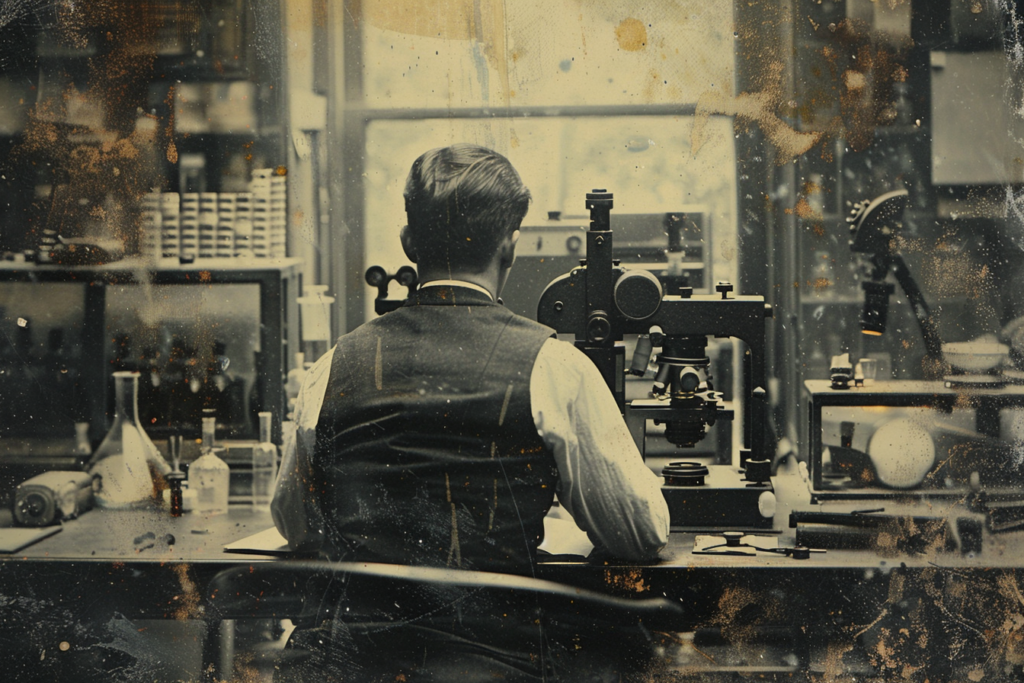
314,286,557,573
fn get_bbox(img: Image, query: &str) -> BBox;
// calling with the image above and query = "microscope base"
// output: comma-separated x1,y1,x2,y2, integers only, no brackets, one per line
662,466,774,529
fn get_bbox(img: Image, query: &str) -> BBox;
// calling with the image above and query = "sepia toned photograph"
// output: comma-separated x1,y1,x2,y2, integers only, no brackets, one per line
1,0,1024,680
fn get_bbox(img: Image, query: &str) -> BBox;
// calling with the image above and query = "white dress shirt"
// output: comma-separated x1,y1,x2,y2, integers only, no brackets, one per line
272,292,670,562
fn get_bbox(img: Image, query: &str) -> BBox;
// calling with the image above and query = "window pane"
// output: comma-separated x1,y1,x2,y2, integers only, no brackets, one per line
363,116,736,319
361,0,734,108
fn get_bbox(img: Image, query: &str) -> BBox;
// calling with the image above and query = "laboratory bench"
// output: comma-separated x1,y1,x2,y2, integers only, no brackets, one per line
1,478,1022,680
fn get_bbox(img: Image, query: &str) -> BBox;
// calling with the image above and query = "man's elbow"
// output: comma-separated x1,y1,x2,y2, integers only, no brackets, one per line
601,526,668,563
637,508,671,560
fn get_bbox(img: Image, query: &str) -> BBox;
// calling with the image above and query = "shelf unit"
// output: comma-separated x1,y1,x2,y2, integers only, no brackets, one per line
0,258,301,444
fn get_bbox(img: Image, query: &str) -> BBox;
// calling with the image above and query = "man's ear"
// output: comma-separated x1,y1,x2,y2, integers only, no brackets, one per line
400,225,418,263
499,229,520,268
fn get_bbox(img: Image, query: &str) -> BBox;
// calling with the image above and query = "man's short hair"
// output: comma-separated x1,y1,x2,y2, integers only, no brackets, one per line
403,144,531,273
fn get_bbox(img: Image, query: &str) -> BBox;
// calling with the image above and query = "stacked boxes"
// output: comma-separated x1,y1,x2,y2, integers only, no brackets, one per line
159,193,180,258
234,192,253,258
141,169,286,260
198,192,218,258
180,193,200,259
141,192,161,257
216,193,236,257
250,169,287,258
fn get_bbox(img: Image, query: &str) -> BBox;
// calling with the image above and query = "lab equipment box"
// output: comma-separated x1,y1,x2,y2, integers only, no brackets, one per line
804,379,1024,502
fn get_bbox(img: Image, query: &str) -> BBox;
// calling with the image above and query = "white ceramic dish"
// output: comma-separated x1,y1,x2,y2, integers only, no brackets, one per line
942,341,1009,372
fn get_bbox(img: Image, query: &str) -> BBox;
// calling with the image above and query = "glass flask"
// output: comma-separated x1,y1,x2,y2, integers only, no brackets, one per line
189,415,230,515
251,412,278,509
88,371,170,508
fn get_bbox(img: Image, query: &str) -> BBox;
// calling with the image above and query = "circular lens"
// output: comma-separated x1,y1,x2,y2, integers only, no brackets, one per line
662,461,709,487
614,270,663,320
396,266,418,287
365,266,387,287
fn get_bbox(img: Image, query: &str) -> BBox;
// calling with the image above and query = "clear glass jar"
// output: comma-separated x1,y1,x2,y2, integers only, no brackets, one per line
189,415,230,515
88,371,170,508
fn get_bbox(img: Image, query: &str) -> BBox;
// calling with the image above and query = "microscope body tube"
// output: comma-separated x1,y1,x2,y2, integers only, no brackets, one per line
579,190,624,409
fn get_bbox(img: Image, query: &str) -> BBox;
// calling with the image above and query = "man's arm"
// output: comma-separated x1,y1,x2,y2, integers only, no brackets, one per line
531,339,670,561
271,346,335,551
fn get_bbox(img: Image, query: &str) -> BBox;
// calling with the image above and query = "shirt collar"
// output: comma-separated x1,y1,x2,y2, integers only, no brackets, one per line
419,279,495,301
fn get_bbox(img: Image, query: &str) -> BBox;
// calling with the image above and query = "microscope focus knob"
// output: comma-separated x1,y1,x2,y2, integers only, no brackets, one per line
587,312,612,343
614,270,663,320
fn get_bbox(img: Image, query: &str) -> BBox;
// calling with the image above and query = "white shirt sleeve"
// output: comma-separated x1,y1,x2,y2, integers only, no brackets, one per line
531,338,670,561
271,346,335,551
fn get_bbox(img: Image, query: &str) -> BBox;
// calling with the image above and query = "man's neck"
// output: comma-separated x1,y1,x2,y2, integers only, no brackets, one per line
415,266,501,301
420,279,494,300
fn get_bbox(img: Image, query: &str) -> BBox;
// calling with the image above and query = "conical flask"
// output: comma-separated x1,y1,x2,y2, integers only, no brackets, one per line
88,371,170,508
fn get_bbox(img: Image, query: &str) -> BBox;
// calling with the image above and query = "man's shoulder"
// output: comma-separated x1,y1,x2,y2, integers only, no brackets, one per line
501,308,556,338
535,336,596,376
331,316,388,344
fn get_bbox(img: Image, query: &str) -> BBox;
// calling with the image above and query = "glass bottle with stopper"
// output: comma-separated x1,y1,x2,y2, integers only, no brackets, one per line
251,411,278,509
88,371,170,508
189,412,230,515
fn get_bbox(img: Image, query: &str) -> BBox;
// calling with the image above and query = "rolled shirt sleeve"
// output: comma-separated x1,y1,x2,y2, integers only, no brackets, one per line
271,346,335,551
531,338,670,561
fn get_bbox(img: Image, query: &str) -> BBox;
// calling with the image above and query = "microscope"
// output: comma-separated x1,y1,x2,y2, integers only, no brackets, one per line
538,190,776,528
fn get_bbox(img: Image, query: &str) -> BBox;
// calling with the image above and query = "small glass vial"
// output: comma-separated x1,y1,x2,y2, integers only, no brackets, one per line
167,472,185,517
251,412,278,509
189,415,230,515
73,422,92,457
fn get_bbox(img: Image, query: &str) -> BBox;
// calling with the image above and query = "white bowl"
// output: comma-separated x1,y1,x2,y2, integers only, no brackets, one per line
942,341,1009,372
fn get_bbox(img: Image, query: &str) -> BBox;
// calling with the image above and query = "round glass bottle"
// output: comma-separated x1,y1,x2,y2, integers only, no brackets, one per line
88,371,170,508
190,415,230,515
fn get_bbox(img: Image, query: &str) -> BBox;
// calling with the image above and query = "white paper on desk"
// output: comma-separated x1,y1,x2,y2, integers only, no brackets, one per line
0,525,62,553
538,514,594,557
223,526,290,555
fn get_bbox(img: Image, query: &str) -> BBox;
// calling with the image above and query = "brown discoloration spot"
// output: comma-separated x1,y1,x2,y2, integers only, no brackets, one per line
795,197,822,220
692,56,821,162
614,18,647,52
849,568,1024,680
604,568,648,593
822,639,856,680
811,278,831,291
171,563,200,620
10,0,171,254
